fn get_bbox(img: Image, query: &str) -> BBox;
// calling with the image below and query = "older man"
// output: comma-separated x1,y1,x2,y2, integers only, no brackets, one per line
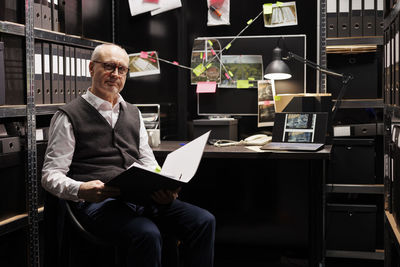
42,43,215,267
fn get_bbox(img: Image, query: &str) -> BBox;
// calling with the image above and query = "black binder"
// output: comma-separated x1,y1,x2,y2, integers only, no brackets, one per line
51,0,60,32
75,48,82,97
58,44,65,103
362,0,376,36
351,0,363,36
0,0,23,23
385,32,391,104
392,24,396,104
64,46,71,103
50,43,59,103
70,47,76,100
338,0,350,37
34,41,44,104
327,0,338,38
33,0,42,28
59,0,82,36
395,17,399,106
41,0,52,30
43,42,51,104
376,0,384,36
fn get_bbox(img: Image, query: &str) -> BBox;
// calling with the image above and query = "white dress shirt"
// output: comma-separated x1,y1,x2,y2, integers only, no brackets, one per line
41,90,159,201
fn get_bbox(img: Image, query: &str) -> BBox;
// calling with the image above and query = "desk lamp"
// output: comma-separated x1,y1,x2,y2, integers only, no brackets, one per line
264,46,353,119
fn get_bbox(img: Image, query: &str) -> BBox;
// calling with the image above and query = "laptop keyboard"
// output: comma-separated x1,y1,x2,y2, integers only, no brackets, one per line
261,142,323,151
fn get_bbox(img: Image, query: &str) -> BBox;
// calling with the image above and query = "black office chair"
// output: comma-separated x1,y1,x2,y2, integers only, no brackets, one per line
64,201,123,267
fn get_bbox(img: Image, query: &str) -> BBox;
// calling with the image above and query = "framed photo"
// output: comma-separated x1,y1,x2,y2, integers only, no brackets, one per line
128,51,160,77
257,80,276,127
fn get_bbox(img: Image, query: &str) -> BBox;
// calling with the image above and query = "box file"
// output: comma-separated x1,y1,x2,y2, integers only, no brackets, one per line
41,0,52,30
376,0,384,35
34,0,42,28
64,46,71,103
351,0,363,36
43,42,51,104
327,0,338,37
34,41,44,104
385,32,391,104
363,0,376,36
51,0,60,32
0,137,21,154
392,24,396,104
58,44,65,103
338,0,350,37
70,47,76,100
50,43,59,103
0,42,5,106
0,0,24,23
59,0,82,36
395,18,399,106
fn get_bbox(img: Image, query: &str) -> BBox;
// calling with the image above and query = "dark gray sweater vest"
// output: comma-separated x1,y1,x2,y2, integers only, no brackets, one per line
59,97,141,183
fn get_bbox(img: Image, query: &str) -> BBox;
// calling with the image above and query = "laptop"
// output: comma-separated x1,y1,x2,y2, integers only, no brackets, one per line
261,112,328,151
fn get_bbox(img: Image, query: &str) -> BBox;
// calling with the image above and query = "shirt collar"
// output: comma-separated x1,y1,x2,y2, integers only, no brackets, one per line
83,89,127,111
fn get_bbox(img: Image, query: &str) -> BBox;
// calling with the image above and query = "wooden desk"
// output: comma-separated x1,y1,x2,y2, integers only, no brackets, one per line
153,142,332,267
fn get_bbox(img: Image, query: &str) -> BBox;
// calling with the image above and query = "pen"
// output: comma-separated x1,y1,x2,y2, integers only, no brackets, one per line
209,5,222,17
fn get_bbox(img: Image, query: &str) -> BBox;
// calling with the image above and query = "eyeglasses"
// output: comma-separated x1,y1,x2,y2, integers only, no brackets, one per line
92,60,129,75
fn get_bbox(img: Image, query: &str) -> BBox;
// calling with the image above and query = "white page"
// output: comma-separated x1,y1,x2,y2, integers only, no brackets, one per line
151,0,182,16
128,0,160,16
160,131,210,182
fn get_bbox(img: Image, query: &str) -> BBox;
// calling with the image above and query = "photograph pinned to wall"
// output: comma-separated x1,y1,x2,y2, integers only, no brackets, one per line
128,0,160,16
220,55,263,88
207,0,230,26
263,1,298,28
191,38,221,84
151,0,182,16
128,51,160,78
258,80,276,127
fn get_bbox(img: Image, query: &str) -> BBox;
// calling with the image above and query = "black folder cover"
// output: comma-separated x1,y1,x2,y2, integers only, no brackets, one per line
34,0,42,28
106,165,184,205
43,42,51,104
51,0,60,32
395,18,399,105
64,46,71,103
0,42,5,105
50,43,59,103
376,0,383,36
351,0,363,37
338,0,350,37
41,0,52,30
362,0,376,36
327,0,338,38
34,41,44,104
58,44,65,103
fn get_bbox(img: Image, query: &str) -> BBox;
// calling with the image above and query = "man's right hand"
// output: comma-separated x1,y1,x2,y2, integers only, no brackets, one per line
77,180,120,203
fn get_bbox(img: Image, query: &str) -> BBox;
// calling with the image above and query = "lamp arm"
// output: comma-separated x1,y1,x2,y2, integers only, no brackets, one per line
286,52,353,83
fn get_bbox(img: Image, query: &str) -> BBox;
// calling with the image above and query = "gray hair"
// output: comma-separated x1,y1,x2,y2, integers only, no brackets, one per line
91,43,129,62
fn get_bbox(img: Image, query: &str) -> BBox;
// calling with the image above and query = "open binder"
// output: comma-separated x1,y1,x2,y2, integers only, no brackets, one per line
106,131,210,205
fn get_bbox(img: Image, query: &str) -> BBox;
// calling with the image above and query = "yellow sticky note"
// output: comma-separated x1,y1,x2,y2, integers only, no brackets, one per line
206,63,212,69
263,3,273,14
274,95,281,101
276,1,283,7
237,80,250,88
247,19,253,25
228,71,234,77
193,64,206,76
208,40,213,46
155,165,162,173
248,77,255,81
225,43,232,50
200,52,203,59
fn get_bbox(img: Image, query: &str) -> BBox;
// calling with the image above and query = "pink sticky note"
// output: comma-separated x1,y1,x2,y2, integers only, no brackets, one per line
149,58,156,63
150,51,155,57
140,51,148,58
211,48,216,56
263,100,273,105
196,81,217,93
224,72,230,79
203,53,206,59
172,61,179,65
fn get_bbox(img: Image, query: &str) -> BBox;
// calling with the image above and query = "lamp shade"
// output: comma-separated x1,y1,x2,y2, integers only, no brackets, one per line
264,47,292,80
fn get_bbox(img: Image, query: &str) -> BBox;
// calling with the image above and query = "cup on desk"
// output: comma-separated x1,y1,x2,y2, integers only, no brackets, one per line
147,129,160,148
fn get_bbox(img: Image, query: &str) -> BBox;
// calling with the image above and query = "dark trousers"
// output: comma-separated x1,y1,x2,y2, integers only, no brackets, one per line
71,199,215,267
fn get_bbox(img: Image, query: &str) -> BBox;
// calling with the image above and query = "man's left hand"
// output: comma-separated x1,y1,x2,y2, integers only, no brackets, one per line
151,187,181,205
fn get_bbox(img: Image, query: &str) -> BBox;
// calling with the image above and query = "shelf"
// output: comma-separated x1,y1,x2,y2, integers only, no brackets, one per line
325,249,384,260
333,99,384,109
384,1,400,29
0,20,106,48
0,207,44,237
326,184,384,194
326,37,383,54
0,104,65,118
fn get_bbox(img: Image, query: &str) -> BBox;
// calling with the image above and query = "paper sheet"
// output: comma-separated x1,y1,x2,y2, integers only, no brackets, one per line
160,131,210,182
128,0,160,16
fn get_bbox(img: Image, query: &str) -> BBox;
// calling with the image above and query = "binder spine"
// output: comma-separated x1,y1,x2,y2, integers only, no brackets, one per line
34,42,44,104
338,0,351,37
327,0,338,38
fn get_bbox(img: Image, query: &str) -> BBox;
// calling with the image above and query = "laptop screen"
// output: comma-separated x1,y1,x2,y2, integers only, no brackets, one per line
271,112,328,144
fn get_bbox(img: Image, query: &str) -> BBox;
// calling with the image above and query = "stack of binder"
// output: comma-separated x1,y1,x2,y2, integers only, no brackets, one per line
327,0,384,38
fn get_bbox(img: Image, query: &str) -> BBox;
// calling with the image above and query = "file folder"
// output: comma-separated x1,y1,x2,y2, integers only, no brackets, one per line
33,0,42,28
59,0,82,36
338,0,350,37
51,0,60,32
376,0,384,36
41,0,52,30
34,41,44,104
362,0,376,36
1,36,25,105
80,48,86,95
351,0,363,37
50,43,59,103
0,0,23,23
385,34,391,104
58,44,65,103
75,48,81,97
396,18,399,105
327,0,338,37
70,47,76,100
43,42,51,104
392,24,396,104
64,46,71,103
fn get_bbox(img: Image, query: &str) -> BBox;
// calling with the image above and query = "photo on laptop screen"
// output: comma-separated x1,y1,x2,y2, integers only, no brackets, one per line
283,113,316,143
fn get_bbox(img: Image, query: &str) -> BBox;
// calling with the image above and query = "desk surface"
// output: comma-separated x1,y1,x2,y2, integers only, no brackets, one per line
152,141,332,160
